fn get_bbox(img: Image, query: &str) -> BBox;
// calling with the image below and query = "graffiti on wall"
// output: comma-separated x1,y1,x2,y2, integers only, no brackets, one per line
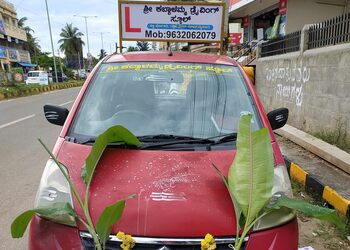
265,65,310,107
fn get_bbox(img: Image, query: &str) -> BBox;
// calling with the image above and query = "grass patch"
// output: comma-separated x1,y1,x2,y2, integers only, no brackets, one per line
291,179,350,245
313,120,350,153
0,80,84,99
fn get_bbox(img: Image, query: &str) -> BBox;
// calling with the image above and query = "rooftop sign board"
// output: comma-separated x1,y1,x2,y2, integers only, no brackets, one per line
119,1,225,43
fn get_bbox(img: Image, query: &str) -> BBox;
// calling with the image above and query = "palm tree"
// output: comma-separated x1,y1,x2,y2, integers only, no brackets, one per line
58,23,85,69
127,46,138,52
18,17,41,60
25,36,41,61
136,41,150,51
18,17,34,35
98,49,107,60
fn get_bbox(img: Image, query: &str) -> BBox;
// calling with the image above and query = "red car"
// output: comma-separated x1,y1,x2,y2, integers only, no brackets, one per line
30,52,297,249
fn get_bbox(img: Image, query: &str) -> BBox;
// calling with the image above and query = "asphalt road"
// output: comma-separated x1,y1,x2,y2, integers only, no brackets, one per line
0,87,81,250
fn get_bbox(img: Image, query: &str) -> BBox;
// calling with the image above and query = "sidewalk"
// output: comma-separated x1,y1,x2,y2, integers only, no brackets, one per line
275,125,350,220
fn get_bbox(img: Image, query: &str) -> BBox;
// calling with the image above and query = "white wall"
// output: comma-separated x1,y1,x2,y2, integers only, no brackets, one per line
255,43,350,141
229,0,278,18
286,0,350,33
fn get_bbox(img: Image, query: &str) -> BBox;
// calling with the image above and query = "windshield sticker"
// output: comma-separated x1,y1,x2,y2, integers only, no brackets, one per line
104,63,233,74
205,66,233,73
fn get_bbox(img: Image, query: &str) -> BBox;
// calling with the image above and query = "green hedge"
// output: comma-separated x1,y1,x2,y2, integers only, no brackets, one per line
0,80,84,100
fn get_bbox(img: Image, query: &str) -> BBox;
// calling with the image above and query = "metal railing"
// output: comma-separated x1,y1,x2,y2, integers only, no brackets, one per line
260,31,301,58
308,12,350,49
235,42,259,65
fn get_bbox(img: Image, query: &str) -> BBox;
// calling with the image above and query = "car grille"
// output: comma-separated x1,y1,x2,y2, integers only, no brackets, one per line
80,232,248,250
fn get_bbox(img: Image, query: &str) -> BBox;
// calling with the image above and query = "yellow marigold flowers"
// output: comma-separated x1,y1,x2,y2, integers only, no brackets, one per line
116,231,135,250
201,233,216,250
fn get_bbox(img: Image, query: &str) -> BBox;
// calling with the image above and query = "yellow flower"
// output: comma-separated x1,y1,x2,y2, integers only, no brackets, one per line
201,233,216,250
116,231,135,250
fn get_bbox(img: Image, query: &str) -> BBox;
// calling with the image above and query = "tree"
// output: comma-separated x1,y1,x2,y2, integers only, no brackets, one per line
35,52,54,69
127,46,138,52
26,36,41,60
18,17,34,35
18,17,41,59
136,41,150,51
98,49,107,60
58,23,85,69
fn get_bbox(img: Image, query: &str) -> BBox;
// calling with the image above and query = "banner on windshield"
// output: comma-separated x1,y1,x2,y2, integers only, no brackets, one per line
119,1,225,43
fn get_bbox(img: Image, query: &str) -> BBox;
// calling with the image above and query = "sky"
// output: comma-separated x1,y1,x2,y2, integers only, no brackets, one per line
11,0,136,58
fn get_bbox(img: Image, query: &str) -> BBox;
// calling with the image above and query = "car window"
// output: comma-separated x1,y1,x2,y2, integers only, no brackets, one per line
69,62,261,139
28,72,40,77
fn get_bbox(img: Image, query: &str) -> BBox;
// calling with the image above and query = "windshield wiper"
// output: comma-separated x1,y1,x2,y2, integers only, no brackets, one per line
76,137,96,144
139,133,237,150
215,133,238,143
76,132,237,149
139,136,214,149
76,137,138,148
137,134,204,141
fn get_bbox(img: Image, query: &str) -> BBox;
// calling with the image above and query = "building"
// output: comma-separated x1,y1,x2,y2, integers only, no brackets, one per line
228,0,350,43
0,0,33,73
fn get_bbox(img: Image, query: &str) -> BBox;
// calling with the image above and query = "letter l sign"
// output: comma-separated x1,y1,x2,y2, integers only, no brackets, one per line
125,7,141,32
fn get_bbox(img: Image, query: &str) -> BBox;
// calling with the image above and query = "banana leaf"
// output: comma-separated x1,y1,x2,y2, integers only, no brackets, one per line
11,202,76,238
82,125,141,185
267,194,346,230
228,114,274,226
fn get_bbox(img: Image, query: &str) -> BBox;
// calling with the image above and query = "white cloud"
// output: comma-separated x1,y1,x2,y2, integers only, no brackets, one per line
11,0,135,57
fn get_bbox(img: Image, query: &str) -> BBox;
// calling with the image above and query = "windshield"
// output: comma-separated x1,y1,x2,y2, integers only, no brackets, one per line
28,72,40,77
69,62,260,140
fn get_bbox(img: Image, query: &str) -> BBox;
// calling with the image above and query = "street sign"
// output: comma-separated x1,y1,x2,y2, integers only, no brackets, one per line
118,1,225,43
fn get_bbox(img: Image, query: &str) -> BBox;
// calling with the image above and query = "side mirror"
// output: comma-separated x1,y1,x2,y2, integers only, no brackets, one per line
44,104,69,126
267,108,289,130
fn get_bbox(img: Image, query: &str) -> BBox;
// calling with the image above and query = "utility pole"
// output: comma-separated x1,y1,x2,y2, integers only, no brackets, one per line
57,49,64,74
73,15,97,55
45,0,58,83
78,51,82,70
94,32,110,51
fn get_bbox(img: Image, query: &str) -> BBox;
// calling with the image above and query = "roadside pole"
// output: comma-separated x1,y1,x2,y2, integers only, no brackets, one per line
44,0,58,83
118,0,123,53
57,49,63,76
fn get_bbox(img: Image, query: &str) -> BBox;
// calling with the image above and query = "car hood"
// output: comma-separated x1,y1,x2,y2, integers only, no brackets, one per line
57,141,237,237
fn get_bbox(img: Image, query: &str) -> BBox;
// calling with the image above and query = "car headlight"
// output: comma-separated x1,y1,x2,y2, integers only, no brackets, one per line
34,159,76,226
253,164,295,231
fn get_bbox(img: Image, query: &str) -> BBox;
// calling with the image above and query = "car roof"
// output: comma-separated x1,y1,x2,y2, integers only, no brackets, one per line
105,51,237,66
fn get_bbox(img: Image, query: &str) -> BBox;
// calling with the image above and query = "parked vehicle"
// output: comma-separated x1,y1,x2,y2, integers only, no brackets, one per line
51,72,69,83
32,52,295,249
25,71,49,85
72,69,88,79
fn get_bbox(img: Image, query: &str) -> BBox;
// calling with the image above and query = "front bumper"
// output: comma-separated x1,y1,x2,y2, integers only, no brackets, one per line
29,216,298,250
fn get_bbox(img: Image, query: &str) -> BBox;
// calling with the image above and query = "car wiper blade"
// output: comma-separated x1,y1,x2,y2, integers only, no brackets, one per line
77,138,138,149
139,137,215,149
77,137,96,144
77,132,237,148
137,134,201,141
217,133,238,142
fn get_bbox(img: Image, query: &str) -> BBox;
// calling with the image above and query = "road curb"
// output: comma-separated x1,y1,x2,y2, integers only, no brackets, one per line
284,156,350,221
276,125,350,175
